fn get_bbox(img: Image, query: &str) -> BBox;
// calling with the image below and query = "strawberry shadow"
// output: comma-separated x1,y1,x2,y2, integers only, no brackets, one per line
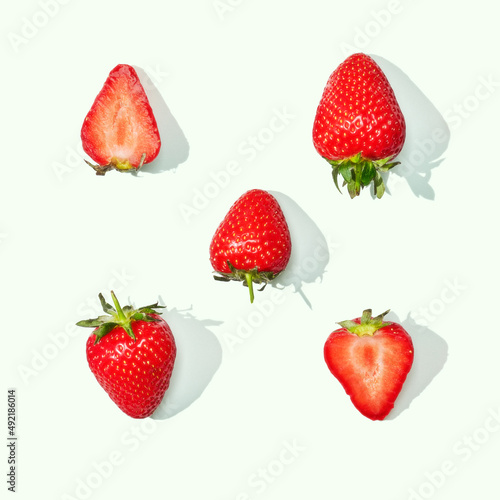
269,191,330,308
132,65,190,175
385,311,448,420
150,307,223,419
371,55,450,200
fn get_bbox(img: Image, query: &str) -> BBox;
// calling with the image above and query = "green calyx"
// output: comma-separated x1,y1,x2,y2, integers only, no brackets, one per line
326,153,399,199
85,153,146,176
337,308,391,337
76,291,164,343
213,261,279,304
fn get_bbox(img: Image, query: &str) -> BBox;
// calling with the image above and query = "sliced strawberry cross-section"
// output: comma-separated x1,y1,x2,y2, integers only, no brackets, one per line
324,309,414,420
81,64,161,175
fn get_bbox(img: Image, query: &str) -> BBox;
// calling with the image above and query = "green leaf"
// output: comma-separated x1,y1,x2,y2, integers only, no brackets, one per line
351,152,362,164
360,309,373,324
94,322,118,343
374,171,386,199
325,152,402,199
138,306,164,315
378,161,400,173
77,292,167,343
76,318,102,328
337,319,358,329
96,315,112,322
338,309,391,337
331,166,343,194
346,182,357,198
346,168,361,198
373,309,391,324
339,164,352,183
360,162,375,186
374,157,390,168
99,293,116,315
213,274,232,282
122,323,136,341
144,314,162,323
139,301,165,311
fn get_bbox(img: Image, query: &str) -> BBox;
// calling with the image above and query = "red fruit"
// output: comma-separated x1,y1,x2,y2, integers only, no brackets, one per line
77,292,176,419
324,309,413,420
312,53,406,198
81,64,161,175
209,189,292,303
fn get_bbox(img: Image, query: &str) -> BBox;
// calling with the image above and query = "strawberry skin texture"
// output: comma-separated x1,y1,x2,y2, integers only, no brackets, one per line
324,311,413,421
209,189,292,302
210,189,291,274
86,314,176,419
312,53,406,198
313,53,405,162
81,64,161,174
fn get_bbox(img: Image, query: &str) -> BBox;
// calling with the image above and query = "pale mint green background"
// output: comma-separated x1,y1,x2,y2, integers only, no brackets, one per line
2,1,499,499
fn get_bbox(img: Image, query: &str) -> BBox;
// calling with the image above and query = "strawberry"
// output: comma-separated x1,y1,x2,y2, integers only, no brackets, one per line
81,64,161,175
324,309,413,420
312,53,406,198
76,292,176,419
209,189,292,303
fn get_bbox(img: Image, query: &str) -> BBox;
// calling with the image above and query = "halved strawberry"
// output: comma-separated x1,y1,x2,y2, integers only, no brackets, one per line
324,309,413,420
81,64,161,175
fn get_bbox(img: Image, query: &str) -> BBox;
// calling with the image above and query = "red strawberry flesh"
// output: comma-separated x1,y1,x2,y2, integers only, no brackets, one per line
324,309,413,420
81,64,161,174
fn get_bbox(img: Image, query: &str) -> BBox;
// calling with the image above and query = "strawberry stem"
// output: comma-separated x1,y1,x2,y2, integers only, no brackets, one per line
338,308,391,337
85,155,146,176
213,261,277,304
111,290,126,322
76,292,165,343
138,153,146,169
327,154,399,199
245,273,255,303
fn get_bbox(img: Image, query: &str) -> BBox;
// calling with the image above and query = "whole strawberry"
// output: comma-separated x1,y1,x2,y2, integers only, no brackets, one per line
312,53,406,198
324,309,413,420
81,64,161,175
209,189,292,303
77,292,176,419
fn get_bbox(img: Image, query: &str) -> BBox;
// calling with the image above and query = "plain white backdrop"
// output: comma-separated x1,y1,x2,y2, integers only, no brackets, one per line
2,0,500,499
